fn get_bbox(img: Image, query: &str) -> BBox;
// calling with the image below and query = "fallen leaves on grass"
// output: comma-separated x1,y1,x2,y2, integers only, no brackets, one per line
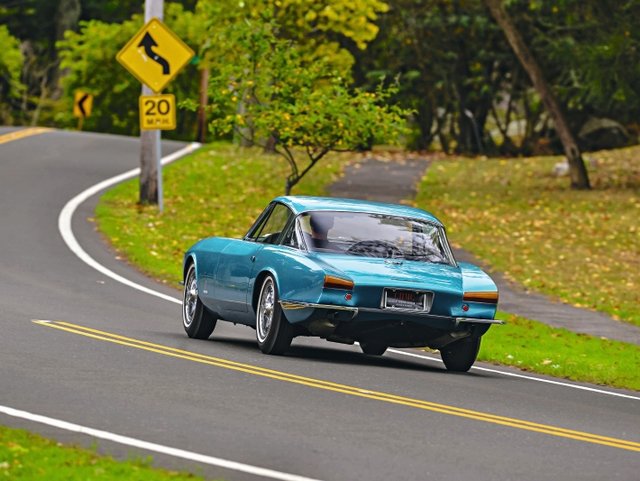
416,145,640,327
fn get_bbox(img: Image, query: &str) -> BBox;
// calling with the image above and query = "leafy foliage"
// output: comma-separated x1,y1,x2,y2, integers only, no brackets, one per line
512,0,640,124
0,25,25,123
357,0,515,152
57,3,204,137
355,0,640,153
203,16,409,193
196,0,389,75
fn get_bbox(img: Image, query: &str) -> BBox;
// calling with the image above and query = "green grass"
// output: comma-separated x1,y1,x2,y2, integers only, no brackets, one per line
96,142,346,287
477,312,640,391
415,146,640,327
0,426,212,480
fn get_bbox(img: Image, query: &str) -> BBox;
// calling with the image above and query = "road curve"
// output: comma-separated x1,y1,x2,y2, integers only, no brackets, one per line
1,129,639,481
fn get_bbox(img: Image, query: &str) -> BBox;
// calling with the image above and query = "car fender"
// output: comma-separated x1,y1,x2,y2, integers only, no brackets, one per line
250,246,327,312
459,262,497,292
183,252,198,281
458,261,498,319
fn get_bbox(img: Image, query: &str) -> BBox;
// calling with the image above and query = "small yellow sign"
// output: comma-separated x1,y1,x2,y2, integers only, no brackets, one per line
117,18,194,93
139,94,176,130
73,91,93,118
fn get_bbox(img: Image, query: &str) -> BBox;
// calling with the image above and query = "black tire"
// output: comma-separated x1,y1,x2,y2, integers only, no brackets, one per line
256,275,293,355
182,263,217,339
360,341,387,356
440,336,481,372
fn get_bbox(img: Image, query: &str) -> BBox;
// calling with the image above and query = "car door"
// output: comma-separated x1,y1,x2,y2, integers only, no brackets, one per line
214,202,293,316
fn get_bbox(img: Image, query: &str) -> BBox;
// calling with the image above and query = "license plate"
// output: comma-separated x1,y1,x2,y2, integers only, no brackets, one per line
383,289,432,311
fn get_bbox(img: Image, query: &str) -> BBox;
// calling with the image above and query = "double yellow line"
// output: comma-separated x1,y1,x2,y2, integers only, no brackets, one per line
34,320,640,453
0,127,52,145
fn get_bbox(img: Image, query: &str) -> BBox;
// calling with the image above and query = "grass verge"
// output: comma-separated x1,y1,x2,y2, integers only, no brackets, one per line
0,425,212,480
96,142,345,287
415,145,640,327
477,312,640,391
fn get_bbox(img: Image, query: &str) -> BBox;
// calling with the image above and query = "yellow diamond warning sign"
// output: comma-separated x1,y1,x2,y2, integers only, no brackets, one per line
117,18,194,93
139,94,176,130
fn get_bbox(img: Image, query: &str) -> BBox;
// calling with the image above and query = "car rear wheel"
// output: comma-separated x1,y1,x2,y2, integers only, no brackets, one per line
183,263,217,339
256,275,293,355
360,341,387,356
440,336,480,372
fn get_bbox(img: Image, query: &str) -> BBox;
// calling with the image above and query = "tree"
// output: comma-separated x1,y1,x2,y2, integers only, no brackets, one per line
0,0,197,126
0,25,25,124
353,0,514,153
196,0,391,148
354,0,640,157
197,0,389,76
203,16,408,194
57,3,205,138
483,0,590,189
511,0,640,128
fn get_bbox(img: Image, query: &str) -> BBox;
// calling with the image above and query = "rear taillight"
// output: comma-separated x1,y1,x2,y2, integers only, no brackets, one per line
324,275,354,290
463,291,499,304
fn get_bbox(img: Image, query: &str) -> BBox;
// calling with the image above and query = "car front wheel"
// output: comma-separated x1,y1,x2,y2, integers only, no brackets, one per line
183,263,217,339
440,336,480,372
256,275,293,355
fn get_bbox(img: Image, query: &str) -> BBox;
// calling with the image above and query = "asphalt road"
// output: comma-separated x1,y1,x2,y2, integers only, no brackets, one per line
1,128,639,481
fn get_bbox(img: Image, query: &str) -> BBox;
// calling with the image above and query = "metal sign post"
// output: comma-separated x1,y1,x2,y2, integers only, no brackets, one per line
116,0,193,211
141,0,164,211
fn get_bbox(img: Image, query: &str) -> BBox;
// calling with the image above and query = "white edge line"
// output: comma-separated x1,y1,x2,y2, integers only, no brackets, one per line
0,405,322,481
57,143,201,305
386,348,640,401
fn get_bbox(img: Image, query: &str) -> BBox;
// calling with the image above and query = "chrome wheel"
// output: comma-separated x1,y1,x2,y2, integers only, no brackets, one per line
182,263,217,339
255,275,293,354
257,277,275,343
183,267,198,328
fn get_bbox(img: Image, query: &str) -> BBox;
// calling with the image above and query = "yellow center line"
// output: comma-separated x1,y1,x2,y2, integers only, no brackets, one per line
33,320,640,452
0,127,53,145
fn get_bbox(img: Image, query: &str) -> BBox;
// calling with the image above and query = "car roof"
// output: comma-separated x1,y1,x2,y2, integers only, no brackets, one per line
275,196,443,226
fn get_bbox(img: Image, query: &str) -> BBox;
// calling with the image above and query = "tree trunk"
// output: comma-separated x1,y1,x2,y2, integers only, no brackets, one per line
483,0,590,189
197,66,209,144
197,67,209,143
52,0,81,96
234,98,254,147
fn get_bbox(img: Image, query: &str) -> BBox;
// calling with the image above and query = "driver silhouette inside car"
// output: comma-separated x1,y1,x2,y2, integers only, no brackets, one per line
308,214,334,249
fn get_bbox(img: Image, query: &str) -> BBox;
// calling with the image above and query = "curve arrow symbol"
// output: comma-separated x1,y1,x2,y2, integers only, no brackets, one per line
77,93,89,117
138,32,170,75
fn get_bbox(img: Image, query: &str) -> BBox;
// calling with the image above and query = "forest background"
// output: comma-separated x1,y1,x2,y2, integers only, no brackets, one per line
1,0,638,159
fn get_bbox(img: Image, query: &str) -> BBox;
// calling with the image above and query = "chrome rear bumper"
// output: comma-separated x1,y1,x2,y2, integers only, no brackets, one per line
279,300,504,325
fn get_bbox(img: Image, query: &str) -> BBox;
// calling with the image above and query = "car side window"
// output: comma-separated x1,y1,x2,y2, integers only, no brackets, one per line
281,217,300,249
245,204,274,240
254,204,292,244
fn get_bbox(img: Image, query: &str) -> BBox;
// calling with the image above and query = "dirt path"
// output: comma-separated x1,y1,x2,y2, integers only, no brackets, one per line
329,155,640,345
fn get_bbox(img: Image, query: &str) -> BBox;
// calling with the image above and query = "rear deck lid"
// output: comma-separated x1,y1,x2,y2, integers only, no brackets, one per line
315,253,463,295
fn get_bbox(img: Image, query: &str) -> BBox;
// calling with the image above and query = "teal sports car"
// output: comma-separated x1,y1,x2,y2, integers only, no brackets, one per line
182,196,501,372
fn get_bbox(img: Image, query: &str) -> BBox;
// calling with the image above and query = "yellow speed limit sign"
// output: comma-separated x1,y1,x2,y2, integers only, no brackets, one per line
139,94,176,130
